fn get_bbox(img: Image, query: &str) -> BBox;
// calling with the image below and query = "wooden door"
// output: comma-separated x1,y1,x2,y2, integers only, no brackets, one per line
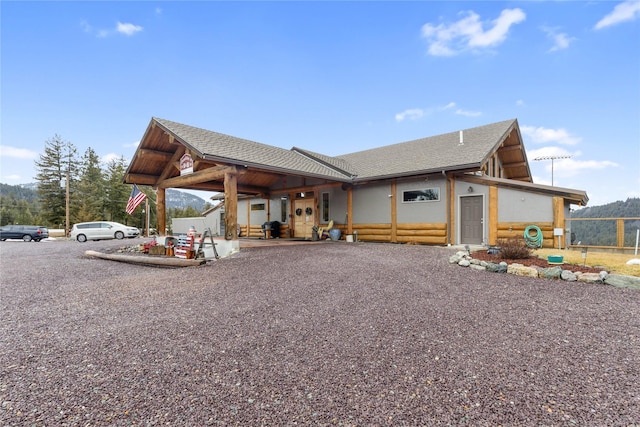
293,199,315,239
460,195,483,244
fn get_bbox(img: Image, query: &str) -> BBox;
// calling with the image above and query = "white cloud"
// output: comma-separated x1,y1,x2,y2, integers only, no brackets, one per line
395,109,424,122
595,0,640,30
395,102,457,122
117,22,143,36
83,21,143,37
541,26,576,52
80,20,92,33
0,145,39,160
2,174,22,182
101,153,122,164
455,108,482,117
123,140,140,149
527,147,619,180
521,125,582,145
421,8,526,56
516,99,525,107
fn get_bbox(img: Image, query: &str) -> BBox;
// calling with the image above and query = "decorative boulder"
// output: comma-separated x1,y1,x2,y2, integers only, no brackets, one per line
540,266,563,280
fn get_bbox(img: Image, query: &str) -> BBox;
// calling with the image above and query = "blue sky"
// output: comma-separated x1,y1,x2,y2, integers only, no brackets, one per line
1,1,639,208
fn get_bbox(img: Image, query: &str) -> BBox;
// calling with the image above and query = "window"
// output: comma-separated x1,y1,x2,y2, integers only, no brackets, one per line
321,192,330,222
281,197,288,222
403,188,440,203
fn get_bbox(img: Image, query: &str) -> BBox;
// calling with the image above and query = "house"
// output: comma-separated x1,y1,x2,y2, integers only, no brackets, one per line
171,203,224,236
124,117,588,248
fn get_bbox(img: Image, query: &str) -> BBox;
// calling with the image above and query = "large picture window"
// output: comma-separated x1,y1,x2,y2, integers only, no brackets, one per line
403,188,440,203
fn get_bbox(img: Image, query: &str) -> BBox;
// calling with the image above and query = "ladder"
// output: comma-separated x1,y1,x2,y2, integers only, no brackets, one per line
196,228,219,260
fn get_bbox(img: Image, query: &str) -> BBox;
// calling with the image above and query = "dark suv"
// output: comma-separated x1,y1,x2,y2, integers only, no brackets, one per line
0,225,50,242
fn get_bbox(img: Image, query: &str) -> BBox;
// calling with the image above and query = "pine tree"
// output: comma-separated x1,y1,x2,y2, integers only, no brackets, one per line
34,135,79,228
75,148,106,222
104,156,130,224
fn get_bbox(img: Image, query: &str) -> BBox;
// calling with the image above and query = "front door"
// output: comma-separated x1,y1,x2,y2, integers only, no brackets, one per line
460,195,483,244
294,199,315,239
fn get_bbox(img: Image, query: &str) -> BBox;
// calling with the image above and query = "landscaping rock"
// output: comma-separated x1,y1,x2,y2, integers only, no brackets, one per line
540,266,563,279
577,272,603,284
507,263,539,278
470,264,486,271
604,274,640,290
486,262,507,273
561,270,578,281
458,259,470,267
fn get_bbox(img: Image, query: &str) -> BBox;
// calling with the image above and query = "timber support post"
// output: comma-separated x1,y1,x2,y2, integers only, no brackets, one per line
224,168,238,240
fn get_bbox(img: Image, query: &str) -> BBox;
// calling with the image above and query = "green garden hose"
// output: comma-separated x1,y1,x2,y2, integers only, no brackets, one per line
524,225,543,248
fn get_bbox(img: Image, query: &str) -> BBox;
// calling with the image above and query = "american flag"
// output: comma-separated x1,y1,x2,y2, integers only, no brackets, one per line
126,184,147,215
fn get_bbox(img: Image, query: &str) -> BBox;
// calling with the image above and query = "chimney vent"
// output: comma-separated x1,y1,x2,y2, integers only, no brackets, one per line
459,130,464,145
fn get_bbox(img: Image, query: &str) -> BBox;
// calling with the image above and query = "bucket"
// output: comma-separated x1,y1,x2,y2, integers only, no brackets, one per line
346,234,354,243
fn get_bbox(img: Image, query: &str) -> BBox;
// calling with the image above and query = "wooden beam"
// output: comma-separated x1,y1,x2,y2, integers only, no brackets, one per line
124,173,159,186
187,182,271,195
553,196,564,249
489,186,498,245
158,165,242,189
502,161,527,168
156,146,185,184
137,148,174,163
157,188,166,236
498,145,522,152
224,171,238,241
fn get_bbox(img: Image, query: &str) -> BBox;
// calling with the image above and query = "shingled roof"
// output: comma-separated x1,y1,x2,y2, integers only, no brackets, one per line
154,118,352,181
155,118,520,181
125,117,531,192
336,119,519,180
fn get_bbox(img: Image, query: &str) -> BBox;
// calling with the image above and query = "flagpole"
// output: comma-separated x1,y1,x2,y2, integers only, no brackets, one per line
145,198,150,237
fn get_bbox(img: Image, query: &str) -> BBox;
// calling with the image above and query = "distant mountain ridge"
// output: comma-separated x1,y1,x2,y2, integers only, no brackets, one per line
166,189,207,211
1,183,207,211
572,197,639,218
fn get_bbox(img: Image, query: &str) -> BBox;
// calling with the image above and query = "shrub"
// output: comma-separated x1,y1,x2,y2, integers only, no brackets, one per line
497,238,533,259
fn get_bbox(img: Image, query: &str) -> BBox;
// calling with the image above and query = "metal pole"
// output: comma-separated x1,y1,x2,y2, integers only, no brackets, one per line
65,171,70,237
145,198,150,237
635,229,639,256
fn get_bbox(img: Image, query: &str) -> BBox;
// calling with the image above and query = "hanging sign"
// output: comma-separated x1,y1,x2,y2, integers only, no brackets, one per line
180,153,194,175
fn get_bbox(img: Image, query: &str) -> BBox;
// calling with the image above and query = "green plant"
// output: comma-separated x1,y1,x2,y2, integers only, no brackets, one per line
498,238,533,259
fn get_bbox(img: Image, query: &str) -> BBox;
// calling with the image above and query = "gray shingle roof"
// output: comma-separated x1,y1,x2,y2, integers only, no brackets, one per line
154,117,517,182
337,119,517,180
154,118,352,180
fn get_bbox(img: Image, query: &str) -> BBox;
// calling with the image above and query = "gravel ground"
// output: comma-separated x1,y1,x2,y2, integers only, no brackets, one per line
1,238,639,426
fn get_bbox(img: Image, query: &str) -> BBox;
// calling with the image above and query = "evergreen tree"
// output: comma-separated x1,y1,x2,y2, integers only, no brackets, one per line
75,148,106,222
34,135,80,228
104,156,130,224
0,185,41,225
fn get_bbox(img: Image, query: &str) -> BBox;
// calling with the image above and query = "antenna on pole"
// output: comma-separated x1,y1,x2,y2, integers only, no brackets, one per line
533,155,571,186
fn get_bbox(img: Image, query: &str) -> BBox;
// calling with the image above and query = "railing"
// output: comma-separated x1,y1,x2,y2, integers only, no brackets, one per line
566,217,640,253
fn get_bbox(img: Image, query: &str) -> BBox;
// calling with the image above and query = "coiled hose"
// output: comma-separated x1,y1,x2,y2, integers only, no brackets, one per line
524,225,543,248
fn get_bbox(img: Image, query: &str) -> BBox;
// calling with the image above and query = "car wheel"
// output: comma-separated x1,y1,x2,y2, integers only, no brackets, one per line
77,234,87,242
114,231,125,240
23,235,32,242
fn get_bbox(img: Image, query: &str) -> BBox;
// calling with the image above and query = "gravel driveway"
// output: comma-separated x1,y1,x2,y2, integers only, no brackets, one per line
1,239,639,425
